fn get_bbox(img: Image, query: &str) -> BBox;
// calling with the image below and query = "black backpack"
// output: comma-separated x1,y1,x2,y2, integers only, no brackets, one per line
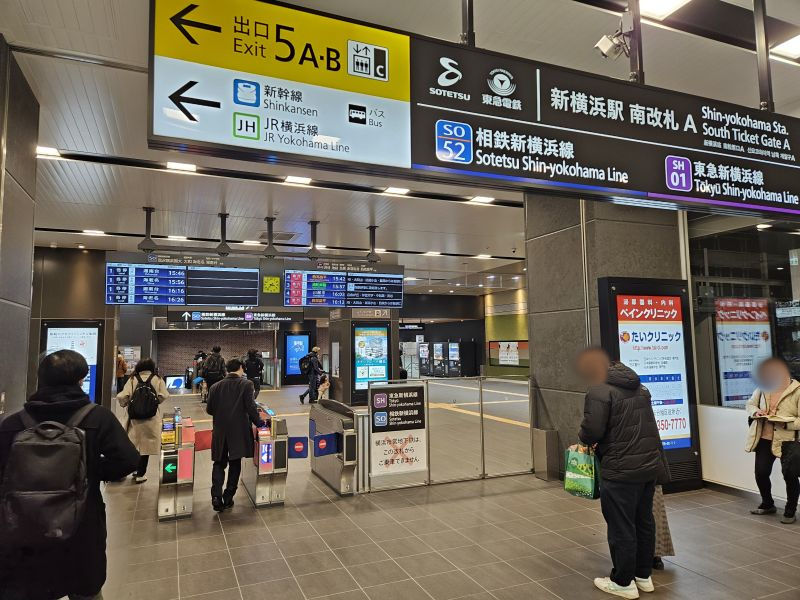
128,374,159,420
299,354,312,375
0,404,95,547
203,354,224,380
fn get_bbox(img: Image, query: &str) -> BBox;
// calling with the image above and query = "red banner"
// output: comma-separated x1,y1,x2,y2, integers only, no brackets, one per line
714,298,769,322
617,295,682,322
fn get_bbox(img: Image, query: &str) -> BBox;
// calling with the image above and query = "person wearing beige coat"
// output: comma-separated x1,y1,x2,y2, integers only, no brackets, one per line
745,357,800,523
116,359,169,483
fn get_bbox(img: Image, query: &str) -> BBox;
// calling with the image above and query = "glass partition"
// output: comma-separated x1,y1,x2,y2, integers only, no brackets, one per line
481,375,532,475
427,377,483,482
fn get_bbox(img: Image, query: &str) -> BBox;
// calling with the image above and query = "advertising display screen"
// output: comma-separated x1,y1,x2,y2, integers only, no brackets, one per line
498,341,520,366
106,263,259,306
616,295,692,450
284,270,403,307
44,325,101,403
165,375,185,390
715,298,772,409
286,334,310,376
151,1,800,220
354,326,389,390
448,343,460,361
432,343,444,361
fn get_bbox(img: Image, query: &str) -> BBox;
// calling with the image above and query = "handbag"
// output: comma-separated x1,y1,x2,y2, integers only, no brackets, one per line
564,444,601,499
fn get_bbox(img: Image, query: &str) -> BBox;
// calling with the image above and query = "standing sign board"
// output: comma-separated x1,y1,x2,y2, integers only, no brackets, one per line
598,278,701,490
151,0,410,167
42,321,104,404
369,383,427,476
715,298,772,409
151,1,800,219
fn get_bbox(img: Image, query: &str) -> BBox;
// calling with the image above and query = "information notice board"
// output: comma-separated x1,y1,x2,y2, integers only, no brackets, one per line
151,0,800,219
369,383,427,476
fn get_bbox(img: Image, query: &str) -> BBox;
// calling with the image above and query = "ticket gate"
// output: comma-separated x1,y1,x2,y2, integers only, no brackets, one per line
158,411,195,521
241,406,289,507
309,399,358,496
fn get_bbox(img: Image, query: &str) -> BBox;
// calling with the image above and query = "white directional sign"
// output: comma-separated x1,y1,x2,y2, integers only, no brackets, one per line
150,0,411,167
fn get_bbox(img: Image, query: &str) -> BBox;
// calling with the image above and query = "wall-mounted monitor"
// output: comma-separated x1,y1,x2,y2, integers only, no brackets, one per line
41,320,104,403
284,270,403,308
105,263,259,306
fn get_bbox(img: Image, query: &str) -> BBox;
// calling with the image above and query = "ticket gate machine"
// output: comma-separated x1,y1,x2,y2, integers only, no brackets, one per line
241,404,289,507
158,409,196,521
309,400,358,496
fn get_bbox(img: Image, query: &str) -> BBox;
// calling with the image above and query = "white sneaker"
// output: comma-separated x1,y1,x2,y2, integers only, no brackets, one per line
594,577,640,599
635,577,654,593
134,475,147,484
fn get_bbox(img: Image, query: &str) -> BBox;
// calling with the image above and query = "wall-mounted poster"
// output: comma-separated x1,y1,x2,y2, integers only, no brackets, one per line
43,322,103,403
498,341,520,366
715,298,772,409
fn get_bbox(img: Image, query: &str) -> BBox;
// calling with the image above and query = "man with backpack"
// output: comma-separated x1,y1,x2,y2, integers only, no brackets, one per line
299,346,323,405
0,349,139,600
201,345,226,396
244,348,265,396
116,357,169,483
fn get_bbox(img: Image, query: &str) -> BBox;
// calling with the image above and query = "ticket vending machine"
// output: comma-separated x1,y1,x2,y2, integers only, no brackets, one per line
241,404,289,507
157,410,195,521
418,342,431,376
432,343,446,377
447,342,462,377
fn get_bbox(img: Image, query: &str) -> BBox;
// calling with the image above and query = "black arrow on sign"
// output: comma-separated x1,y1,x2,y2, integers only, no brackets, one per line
169,81,221,122
170,4,222,45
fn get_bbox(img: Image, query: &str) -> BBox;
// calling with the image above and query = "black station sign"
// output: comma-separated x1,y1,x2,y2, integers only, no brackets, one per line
410,38,800,218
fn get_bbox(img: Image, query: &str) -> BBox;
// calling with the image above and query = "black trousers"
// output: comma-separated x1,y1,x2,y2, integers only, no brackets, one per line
136,455,149,477
600,479,656,587
116,377,126,392
248,376,261,396
754,437,800,514
211,442,242,499
300,375,319,402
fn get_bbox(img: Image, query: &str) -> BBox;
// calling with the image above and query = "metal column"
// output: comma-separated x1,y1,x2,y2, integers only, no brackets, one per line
753,0,774,112
460,0,475,47
627,0,644,83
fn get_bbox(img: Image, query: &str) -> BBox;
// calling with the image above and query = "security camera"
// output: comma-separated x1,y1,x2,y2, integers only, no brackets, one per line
595,33,627,59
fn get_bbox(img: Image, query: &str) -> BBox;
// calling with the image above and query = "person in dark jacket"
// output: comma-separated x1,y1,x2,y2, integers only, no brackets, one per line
206,358,264,512
0,350,139,600
577,347,664,600
244,349,265,396
299,346,323,405
201,345,226,389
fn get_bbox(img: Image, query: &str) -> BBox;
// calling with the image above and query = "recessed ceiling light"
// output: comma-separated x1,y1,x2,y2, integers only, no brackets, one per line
449,290,454,293
523,267,527,271
639,0,692,21
469,196,495,204
242,240,261,246
756,224,772,230
478,284,484,287
512,276,520,280
423,251,441,256
456,283,461,286
428,289,433,293
77,243,85,249
404,277,419,281
285,175,312,185
315,244,327,249
36,146,61,157
83,229,105,236
772,34,800,59
167,235,187,241
166,161,196,172
375,248,388,254
384,187,410,195
487,275,496,279
474,254,492,259
778,267,785,271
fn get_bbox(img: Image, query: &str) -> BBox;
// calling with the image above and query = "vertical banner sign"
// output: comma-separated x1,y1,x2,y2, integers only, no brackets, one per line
286,334,309,376
354,326,388,390
616,296,692,450
152,0,411,167
369,384,427,475
715,298,772,408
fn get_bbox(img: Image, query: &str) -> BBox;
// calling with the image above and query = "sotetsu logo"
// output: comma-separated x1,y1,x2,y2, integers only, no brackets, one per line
429,57,470,101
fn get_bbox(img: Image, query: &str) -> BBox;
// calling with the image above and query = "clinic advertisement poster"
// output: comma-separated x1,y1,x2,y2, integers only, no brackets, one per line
354,326,389,390
715,298,772,409
45,327,100,402
286,334,309,376
616,295,692,450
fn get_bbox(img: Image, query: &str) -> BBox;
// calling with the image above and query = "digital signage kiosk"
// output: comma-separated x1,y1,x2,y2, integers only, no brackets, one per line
598,277,702,491
352,322,391,406
41,320,105,404
283,331,312,386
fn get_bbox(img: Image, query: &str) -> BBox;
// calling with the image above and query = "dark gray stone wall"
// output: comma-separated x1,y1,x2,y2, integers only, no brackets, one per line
0,36,39,414
526,194,682,471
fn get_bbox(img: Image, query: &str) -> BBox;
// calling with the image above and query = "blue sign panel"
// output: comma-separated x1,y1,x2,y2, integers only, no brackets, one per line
286,334,309,376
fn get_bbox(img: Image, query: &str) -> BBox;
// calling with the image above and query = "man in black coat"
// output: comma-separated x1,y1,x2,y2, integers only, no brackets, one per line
206,358,264,511
0,350,140,600
577,347,664,599
299,346,323,404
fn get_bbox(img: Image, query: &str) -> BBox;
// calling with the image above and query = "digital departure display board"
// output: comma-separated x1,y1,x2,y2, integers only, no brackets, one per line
284,270,403,308
106,263,259,306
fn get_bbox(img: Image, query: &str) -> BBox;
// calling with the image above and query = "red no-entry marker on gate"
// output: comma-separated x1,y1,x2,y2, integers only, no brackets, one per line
295,441,304,453
318,438,327,450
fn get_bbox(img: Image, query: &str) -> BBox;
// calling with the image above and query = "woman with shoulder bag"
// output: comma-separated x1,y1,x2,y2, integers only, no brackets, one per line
116,358,170,483
745,357,800,524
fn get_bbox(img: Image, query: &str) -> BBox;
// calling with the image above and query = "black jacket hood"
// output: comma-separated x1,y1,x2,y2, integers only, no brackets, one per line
25,384,90,421
606,362,641,390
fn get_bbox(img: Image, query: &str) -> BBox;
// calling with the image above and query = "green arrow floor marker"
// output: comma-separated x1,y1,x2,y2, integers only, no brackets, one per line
165,463,177,474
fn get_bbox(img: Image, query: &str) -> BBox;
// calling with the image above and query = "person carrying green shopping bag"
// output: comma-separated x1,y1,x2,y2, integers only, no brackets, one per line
576,348,664,600
564,443,601,499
